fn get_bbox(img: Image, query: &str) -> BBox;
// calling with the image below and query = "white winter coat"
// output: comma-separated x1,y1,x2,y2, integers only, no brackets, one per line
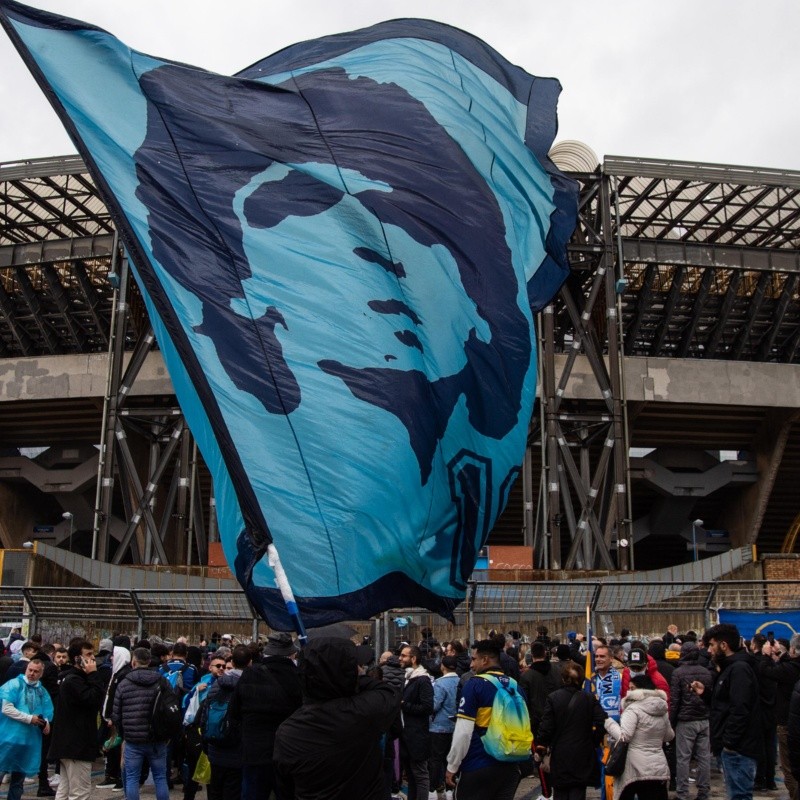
604,688,674,797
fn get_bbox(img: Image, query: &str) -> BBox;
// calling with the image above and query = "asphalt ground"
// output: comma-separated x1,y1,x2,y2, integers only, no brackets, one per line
8,759,789,800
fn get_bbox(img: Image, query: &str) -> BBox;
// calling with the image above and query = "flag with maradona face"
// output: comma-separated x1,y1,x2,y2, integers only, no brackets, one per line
0,1,577,629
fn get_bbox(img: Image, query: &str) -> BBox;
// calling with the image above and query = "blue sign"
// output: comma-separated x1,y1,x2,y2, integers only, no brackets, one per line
718,609,800,640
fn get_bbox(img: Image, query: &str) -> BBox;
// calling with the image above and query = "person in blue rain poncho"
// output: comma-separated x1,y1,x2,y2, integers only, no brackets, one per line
0,659,54,800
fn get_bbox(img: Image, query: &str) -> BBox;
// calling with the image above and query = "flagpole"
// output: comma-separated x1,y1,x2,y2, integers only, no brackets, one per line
267,543,309,647
584,603,594,692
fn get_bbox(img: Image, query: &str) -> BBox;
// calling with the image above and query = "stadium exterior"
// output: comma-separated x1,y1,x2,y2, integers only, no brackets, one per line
1,150,799,578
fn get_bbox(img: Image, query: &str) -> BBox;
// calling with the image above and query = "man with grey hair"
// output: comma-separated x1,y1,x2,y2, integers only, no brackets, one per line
760,632,800,799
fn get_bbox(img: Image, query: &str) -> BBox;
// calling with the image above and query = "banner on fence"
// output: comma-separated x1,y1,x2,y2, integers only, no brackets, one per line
718,609,800,639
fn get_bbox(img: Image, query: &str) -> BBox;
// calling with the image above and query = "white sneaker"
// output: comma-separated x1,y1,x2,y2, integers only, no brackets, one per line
49,775,60,787
1,775,9,785
24,777,37,784
445,792,454,800
428,793,439,800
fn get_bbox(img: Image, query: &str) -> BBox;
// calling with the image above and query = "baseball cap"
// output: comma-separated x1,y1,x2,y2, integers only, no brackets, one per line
628,646,647,671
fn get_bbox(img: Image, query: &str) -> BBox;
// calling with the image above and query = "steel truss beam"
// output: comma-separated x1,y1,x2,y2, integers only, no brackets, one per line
92,258,211,567
538,171,630,571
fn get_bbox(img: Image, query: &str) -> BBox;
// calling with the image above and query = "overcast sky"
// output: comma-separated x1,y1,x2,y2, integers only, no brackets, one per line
1,0,798,171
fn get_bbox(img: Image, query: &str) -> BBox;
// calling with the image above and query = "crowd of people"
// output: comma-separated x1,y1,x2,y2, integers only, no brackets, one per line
0,622,798,800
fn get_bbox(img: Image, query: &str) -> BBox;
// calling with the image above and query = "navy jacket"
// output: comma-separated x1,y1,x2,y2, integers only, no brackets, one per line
113,667,164,743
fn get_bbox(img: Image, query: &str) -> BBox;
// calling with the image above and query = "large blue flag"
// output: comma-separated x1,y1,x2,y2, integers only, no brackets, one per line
1,2,577,629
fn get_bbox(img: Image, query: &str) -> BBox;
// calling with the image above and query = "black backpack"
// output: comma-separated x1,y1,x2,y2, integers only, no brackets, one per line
149,677,183,741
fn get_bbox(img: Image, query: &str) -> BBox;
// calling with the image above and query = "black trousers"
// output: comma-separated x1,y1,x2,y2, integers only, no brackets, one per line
455,762,520,800
207,764,242,800
553,786,587,800
619,780,669,800
429,731,453,791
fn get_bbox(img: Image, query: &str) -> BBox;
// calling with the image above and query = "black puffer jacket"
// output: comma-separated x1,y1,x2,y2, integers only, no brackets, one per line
230,658,302,765
48,665,105,761
274,637,400,800
669,652,713,725
761,654,800,726
380,656,405,693
709,649,761,758
538,685,606,787
113,667,163,743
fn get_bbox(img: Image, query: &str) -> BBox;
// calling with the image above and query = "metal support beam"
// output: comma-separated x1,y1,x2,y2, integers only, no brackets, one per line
15,266,58,353
95,251,128,562
757,274,798,360
41,263,85,350
731,271,771,359
705,270,743,358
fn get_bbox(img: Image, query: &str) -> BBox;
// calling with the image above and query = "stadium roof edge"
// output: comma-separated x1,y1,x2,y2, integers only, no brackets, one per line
3,152,800,189
604,155,800,190
0,154,86,180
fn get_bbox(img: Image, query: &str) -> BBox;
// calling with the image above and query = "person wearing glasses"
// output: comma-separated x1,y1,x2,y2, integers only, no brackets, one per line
182,657,226,800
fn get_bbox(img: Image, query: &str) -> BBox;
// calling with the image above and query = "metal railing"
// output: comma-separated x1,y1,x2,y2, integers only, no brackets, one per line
3,578,799,647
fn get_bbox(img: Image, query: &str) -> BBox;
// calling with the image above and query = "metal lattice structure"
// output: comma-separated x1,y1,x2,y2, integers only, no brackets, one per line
525,156,800,571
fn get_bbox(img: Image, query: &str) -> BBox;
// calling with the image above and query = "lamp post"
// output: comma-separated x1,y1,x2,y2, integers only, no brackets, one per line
692,518,704,562
62,511,75,553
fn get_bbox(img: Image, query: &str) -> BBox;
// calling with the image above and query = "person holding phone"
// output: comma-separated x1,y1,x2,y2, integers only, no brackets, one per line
47,640,105,800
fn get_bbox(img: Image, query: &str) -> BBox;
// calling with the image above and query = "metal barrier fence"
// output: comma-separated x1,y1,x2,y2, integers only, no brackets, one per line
3,579,799,647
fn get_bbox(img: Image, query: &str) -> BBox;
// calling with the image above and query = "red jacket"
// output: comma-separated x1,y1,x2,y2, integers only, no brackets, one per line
620,654,670,701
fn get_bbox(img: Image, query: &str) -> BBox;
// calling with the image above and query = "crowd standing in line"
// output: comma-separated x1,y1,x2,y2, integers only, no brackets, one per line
0,622,799,800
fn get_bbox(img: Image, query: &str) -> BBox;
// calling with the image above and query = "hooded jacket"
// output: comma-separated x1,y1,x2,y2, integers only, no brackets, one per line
102,647,132,720
669,649,713,725
113,666,164,744
709,648,761,758
605,688,674,797
48,664,105,761
273,637,399,800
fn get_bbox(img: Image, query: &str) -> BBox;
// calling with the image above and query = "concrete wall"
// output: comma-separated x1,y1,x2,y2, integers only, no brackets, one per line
3,351,800,408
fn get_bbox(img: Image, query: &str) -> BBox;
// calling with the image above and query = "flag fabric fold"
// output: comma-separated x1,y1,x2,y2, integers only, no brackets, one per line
1,1,577,628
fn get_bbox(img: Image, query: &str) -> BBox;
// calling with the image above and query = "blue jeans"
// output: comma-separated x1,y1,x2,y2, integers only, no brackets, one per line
124,742,170,800
721,749,757,800
7,772,25,800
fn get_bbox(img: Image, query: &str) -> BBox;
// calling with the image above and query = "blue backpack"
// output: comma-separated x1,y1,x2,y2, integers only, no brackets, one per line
199,684,238,745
